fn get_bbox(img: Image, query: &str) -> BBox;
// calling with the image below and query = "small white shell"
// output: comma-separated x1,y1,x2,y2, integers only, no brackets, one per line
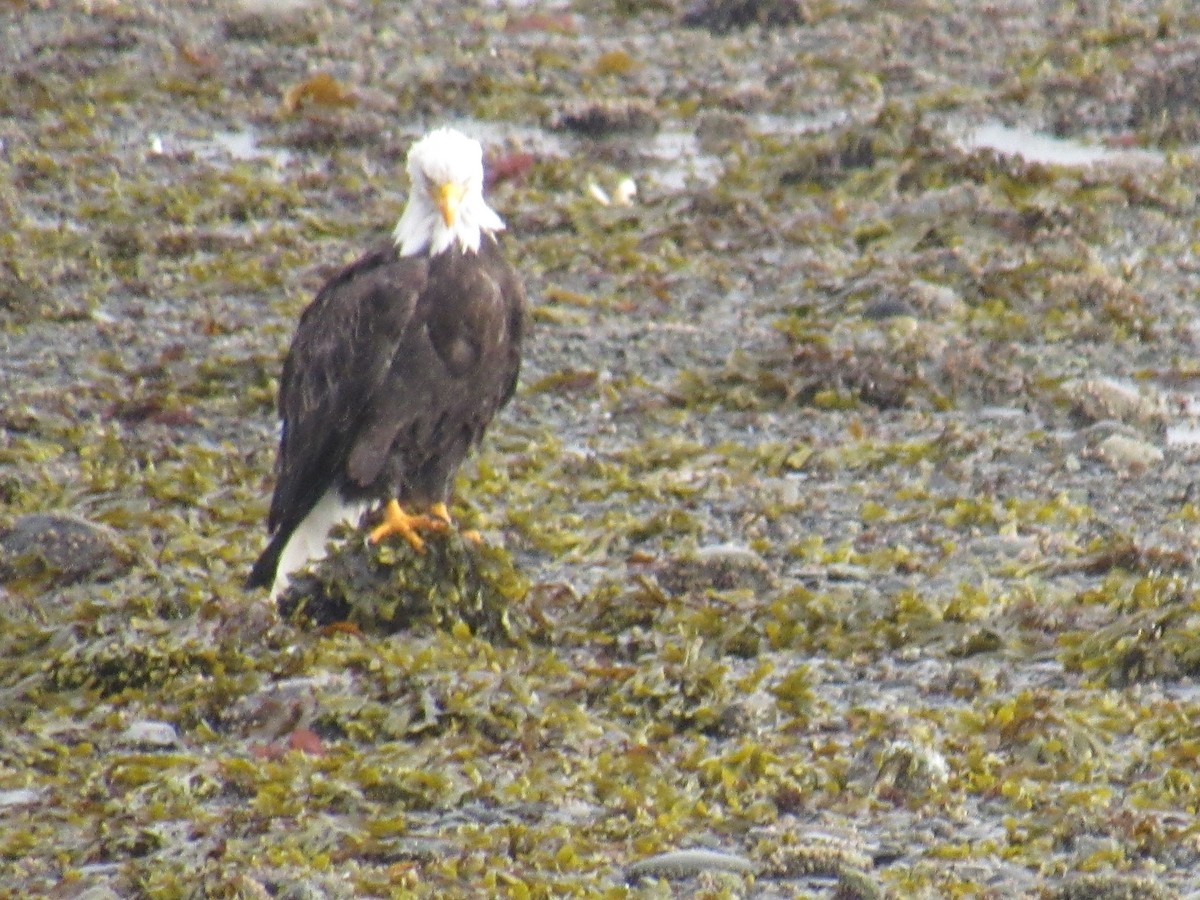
587,181,611,206
612,177,638,206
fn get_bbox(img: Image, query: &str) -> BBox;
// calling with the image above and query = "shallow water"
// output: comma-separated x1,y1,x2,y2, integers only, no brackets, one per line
956,120,1165,168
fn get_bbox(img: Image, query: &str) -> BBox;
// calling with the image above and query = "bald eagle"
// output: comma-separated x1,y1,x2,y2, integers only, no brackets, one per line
248,128,526,600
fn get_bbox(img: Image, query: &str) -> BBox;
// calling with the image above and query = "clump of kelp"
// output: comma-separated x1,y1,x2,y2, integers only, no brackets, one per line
1061,571,1200,688
278,528,531,642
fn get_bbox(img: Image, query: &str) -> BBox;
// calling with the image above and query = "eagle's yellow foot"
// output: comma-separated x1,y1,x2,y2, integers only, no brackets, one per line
369,499,448,552
429,502,453,526
429,502,482,544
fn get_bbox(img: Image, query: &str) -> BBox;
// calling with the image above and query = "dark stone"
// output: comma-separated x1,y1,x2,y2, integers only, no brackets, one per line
862,297,917,320
681,0,809,34
550,99,659,138
0,512,133,589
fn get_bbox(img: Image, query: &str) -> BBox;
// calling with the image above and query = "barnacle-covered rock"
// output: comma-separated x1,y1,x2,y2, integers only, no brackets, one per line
1062,377,1168,427
763,834,888,899
763,833,873,876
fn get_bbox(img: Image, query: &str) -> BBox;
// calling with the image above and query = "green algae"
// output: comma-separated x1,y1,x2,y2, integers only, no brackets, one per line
3,0,1200,896
279,528,530,643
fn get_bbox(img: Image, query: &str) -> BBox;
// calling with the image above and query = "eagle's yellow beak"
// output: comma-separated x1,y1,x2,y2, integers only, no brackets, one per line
435,181,468,228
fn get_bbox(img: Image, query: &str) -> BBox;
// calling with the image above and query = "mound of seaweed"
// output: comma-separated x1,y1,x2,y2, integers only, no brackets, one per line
277,528,530,643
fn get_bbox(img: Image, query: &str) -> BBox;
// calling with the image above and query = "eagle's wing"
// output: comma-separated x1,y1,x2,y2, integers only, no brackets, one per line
493,242,527,410
267,246,427,535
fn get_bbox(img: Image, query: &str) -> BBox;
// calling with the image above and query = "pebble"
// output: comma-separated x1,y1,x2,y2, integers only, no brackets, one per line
626,848,760,881
118,720,181,749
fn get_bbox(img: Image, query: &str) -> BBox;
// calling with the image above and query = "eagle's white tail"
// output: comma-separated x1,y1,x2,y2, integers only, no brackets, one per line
270,489,368,601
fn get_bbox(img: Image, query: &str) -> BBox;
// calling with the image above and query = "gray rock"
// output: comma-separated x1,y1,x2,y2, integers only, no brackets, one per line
0,512,132,588
118,720,181,749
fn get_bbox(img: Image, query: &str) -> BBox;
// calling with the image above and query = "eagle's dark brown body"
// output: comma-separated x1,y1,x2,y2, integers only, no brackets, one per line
248,234,524,591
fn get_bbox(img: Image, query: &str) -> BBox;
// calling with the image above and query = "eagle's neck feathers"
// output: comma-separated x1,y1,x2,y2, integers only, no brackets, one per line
392,187,504,257
391,128,505,258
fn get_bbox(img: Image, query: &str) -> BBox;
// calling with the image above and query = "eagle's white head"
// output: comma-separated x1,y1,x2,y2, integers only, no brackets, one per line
393,128,505,257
